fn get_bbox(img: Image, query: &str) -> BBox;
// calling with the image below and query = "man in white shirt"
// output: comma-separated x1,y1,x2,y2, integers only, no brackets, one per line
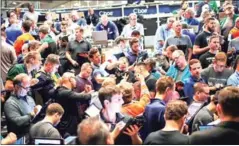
23,3,39,24
121,13,144,38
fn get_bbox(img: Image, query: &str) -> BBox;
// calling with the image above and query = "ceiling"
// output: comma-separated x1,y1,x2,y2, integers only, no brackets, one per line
2,0,127,10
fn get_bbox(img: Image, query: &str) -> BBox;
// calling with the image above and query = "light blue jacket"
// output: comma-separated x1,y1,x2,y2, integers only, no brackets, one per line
166,65,191,84
227,71,239,86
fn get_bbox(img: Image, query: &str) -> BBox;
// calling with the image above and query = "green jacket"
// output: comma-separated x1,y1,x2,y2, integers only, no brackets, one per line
220,14,239,28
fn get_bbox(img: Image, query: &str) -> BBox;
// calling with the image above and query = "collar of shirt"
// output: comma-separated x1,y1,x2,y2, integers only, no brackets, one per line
129,23,139,30
74,39,84,43
14,94,28,103
91,62,100,69
150,98,166,106
191,75,204,82
174,34,183,38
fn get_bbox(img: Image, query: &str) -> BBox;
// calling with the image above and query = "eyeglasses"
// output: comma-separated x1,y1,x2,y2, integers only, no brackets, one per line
130,18,137,21
18,84,31,90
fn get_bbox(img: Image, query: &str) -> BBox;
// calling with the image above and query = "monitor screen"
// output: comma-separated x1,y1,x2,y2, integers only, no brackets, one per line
33,138,64,145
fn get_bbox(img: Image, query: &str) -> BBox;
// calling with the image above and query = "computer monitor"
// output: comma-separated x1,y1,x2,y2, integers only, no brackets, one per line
64,136,77,145
92,31,108,45
33,138,64,145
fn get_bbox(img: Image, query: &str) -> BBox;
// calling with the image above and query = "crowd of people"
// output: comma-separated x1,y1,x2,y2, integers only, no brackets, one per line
1,0,239,145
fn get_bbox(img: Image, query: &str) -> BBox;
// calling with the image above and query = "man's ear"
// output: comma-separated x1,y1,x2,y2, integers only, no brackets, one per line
104,100,110,108
216,104,223,118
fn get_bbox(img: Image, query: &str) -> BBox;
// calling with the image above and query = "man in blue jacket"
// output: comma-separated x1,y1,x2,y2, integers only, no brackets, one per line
95,15,119,40
142,76,176,141
184,59,205,102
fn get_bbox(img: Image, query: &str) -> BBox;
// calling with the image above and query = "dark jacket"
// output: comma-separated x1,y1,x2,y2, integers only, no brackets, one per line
31,70,57,104
55,86,91,136
141,98,166,141
85,14,99,26
189,121,239,144
95,21,119,40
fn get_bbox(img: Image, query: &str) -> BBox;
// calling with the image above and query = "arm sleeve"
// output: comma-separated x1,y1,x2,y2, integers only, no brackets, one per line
10,47,17,64
184,82,193,98
201,68,209,83
194,34,201,46
113,22,119,39
48,128,61,139
227,41,233,51
121,26,126,36
69,91,91,101
162,38,169,52
186,36,193,49
4,101,31,127
139,23,144,36
13,38,24,55
155,26,164,42
7,66,19,81
227,75,237,86
95,24,101,31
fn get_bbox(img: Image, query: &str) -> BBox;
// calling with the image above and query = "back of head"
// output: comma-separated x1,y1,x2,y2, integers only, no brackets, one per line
144,58,156,71
117,82,133,104
194,82,208,94
46,103,64,116
24,51,41,64
39,25,49,35
45,54,60,65
218,87,239,117
131,30,140,37
78,117,112,145
165,100,188,121
59,72,75,86
22,20,32,32
102,77,116,88
156,76,174,95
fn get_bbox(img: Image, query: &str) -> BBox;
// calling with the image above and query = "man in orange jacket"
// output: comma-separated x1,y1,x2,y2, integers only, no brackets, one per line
119,74,151,117
14,20,35,56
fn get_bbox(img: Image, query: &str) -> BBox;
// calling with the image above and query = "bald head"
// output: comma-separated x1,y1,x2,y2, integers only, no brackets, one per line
101,15,108,26
59,72,76,88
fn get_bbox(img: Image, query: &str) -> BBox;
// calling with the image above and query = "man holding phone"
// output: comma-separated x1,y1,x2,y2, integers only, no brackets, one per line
98,86,142,145
66,26,91,74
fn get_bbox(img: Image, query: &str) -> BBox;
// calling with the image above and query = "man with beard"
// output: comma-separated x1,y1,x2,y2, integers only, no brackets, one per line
193,17,217,58
199,35,220,69
184,59,205,103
